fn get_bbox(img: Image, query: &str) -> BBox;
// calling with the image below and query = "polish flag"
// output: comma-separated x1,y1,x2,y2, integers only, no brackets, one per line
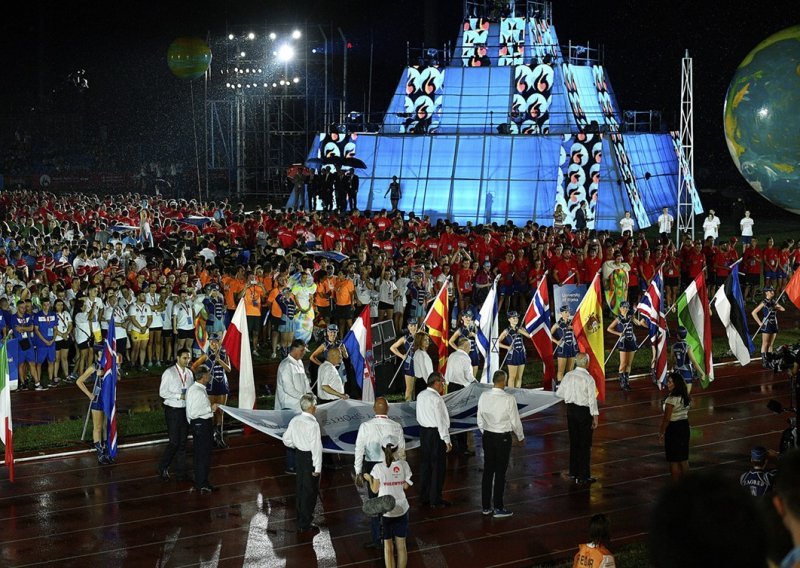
222,298,256,410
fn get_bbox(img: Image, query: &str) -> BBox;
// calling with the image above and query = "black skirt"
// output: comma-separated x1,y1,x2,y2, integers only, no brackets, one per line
664,419,690,462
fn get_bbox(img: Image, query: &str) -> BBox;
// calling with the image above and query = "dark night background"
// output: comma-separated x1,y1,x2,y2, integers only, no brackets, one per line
1,0,796,211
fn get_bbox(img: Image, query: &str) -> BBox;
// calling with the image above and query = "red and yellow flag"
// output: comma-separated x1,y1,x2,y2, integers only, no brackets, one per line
424,281,450,373
572,271,605,401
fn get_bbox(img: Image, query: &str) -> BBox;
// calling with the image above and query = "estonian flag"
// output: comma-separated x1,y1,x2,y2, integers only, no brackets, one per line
712,262,754,366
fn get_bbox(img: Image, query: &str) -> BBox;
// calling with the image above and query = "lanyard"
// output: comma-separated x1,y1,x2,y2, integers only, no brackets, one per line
176,366,188,387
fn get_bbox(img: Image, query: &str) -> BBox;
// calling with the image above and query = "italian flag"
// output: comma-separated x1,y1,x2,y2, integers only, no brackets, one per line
677,272,714,388
0,339,14,482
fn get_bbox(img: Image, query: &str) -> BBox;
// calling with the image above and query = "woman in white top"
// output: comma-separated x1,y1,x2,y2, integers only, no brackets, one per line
73,299,93,378
172,288,196,353
160,287,175,364
128,291,153,369
658,371,691,482
145,284,165,366
392,266,411,335
53,299,73,382
103,294,129,366
412,332,433,397
378,268,397,323
363,435,413,568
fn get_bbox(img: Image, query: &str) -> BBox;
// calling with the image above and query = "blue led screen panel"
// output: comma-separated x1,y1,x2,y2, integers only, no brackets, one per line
623,133,680,225
592,137,631,232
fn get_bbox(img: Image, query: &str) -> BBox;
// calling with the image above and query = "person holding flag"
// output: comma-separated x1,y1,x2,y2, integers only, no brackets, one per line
388,317,418,402
191,333,232,448
523,273,556,391
476,276,500,384
0,337,14,482
497,310,531,389
752,286,785,368
670,327,705,393
676,272,714,389
712,259,754,368
550,305,577,391
448,309,479,378
606,302,646,392
636,269,669,388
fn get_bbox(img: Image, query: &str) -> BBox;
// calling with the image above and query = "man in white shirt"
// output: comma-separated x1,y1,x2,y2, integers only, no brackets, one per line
186,365,217,493
657,207,674,242
317,348,348,401
619,211,634,236
556,353,599,485
477,370,524,517
276,339,311,474
354,397,405,549
283,394,323,534
416,372,451,507
740,210,754,245
702,210,721,244
157,348,194,480
444,338,477,455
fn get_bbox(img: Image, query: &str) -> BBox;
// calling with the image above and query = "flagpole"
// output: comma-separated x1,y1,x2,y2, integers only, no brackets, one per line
387,351,410,389
750,288,788,341
635,302,677,350
422,277,450,325
80,370,99,442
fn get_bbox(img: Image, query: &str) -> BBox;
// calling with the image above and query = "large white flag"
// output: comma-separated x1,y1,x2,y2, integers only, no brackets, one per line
221,298,256,410
476,277,500,384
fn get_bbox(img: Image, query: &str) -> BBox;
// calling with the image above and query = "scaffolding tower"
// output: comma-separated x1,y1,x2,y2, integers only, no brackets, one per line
676,49,695,245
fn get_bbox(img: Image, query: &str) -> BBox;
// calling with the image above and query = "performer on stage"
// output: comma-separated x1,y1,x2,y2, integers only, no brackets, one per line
497,311,530,389
606,301,646,392
389,317,419,402
448,309,480,378
751,285,785,368
550,305,577,391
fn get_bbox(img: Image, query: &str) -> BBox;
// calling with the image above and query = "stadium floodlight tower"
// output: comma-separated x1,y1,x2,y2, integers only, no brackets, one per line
676,49,695,246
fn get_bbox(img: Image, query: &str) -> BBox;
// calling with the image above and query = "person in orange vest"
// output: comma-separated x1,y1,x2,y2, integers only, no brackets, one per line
572,514,616,568
242,272,268,357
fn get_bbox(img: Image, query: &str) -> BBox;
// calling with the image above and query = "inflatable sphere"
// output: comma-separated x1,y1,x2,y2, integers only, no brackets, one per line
167,37,212,80
723,25,800,213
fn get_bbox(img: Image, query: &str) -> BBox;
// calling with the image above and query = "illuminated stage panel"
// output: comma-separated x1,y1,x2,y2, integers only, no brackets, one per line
566,64,608,126
592,137,631,231
623,133,681,224
438,67,512,133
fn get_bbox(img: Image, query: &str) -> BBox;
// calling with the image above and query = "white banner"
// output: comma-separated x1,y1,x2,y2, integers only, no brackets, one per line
220,383,562,454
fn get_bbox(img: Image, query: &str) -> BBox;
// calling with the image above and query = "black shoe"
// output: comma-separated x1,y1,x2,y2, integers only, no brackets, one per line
158,469,170,481
297,525,320,535
199,485,216,494
285,468,296,475
576,477,597,485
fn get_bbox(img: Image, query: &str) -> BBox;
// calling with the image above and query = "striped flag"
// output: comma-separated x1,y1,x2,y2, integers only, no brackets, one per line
677,272,714,388
477,277,500,384
423,280,450,373
523,273,556,390
342,305,376,401
195,314,208,353
222,298,256,410
713,261,753,366
572,272,605,401
636,269,668,388
0,338,14,482
99,319,119,460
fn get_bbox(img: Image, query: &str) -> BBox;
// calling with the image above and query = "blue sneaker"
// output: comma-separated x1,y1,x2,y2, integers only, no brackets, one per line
493,508,513,518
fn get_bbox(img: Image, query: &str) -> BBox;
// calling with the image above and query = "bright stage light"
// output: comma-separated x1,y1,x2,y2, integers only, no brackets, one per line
269,32,277,40
276,44,295,62
272,82,277,87
293,77,300,83
228,33,235,40
248,32,255,40
279,79,286,86
240,51,246,57
292,30,302,39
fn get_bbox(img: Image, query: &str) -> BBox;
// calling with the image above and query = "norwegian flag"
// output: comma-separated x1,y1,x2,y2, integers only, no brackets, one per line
636,269,668,388
523,273,556,390
98,319,119,459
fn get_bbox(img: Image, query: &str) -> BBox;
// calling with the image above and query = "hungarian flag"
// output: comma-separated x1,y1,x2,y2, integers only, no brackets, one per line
785,267,800,309
712,261,753,366
677,272,714,388
477,276,500,384
99,319,119,459
195,314,208,353
221,298,256,410
0,338,14,482
636,269,668,388
423,280,450,374
572,272,605,401
523,273,556,390
342,305,376,401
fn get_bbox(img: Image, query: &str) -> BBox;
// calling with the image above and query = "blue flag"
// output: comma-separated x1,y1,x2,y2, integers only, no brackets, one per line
98,319,118,458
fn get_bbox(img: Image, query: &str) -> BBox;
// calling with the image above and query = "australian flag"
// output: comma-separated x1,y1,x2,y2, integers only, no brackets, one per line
523,273,556,389
98,319,119,459
636,269,668,388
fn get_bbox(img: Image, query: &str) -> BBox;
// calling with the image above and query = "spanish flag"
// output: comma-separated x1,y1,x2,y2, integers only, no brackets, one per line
424,280,450,373
572,271,605,401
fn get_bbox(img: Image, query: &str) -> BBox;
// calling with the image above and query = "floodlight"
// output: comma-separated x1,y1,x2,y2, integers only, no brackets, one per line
240,51,246,57
293,77,300,83
228,33,234,40
276,44,295,62
269,32,277,40
292,30,302,39
248,32,255,40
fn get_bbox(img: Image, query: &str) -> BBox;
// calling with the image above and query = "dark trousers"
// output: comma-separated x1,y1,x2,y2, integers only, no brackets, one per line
566,403,593,480
347,190,357,211
159,406,188,476
295,450,318,530
191,418,213,488
364,460,380,545
448,383,469,453
481,431,512,509
419,426,446,505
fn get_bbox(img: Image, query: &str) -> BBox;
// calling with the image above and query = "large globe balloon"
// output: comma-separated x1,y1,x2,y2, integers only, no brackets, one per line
723,25,800,213
167,37,212,80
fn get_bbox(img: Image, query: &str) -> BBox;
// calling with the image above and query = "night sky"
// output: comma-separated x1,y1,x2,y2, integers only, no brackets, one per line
2,0,795,197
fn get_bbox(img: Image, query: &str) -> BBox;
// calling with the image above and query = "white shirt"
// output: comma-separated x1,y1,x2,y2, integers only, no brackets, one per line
477,387,524,440
702,215,720,239
317,361,345,400
556,367,599,416
354,415,406,474
283,412,323,473
413,349,434,380
159,364,195,408
173,301,195,330
370,459,413,517
619,217,634,235
444,349,475,387
186,381,213,421
657,213,674,234
378,279,397,304
740,217,754,237
128,302,152,329
275,355,310,410
416,387,450,444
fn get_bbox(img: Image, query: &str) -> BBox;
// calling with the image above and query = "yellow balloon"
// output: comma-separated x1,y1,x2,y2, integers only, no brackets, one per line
167,37,212,80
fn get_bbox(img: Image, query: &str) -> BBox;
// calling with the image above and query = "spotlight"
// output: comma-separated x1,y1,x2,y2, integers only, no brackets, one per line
247,32,255,40
312,48,317,54
226,82,231,88
269,32,277,40
263,82,268,87
240,51,246,57
279,79,286,86
272,82,277,88
276,44,295,62
228,33,234,40
234,67,239,72
292,30,302,39
293,77,300,83
237,83,242,88
257,68,263,73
